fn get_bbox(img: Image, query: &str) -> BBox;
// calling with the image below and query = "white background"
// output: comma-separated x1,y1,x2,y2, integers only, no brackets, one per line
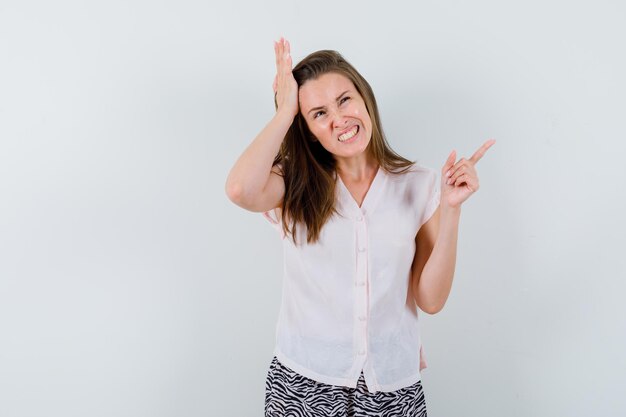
1,1,625,416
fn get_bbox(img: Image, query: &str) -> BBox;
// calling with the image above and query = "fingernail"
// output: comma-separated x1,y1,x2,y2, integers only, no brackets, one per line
445,170,451,177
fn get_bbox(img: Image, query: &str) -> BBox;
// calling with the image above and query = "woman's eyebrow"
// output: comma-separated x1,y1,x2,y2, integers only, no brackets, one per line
307,90,351,115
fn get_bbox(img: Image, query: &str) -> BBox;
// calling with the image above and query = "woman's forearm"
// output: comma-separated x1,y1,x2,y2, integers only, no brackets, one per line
416,205,461,314
225,110,293,205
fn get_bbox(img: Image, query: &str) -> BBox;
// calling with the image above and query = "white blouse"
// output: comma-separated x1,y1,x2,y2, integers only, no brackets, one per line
262,163,440,393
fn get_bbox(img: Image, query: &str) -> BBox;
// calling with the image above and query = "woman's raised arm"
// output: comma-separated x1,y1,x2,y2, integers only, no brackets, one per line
225,38,298,212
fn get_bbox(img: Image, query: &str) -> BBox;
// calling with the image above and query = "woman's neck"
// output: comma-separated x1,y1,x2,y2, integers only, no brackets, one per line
335,154,379,183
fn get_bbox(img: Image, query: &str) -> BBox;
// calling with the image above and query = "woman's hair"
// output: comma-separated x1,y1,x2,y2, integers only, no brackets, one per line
273,50,415,245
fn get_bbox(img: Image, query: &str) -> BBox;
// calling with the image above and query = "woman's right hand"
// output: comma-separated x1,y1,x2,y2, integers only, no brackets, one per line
273,37,299,119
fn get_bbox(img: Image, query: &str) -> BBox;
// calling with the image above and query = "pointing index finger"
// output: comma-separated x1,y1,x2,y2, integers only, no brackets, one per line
469,139,496,164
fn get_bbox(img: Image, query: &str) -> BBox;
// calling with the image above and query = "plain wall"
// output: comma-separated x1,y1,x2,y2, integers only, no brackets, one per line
1,0,625,416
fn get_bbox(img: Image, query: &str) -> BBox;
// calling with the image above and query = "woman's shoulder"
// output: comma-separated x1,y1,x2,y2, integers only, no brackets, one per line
386,162,437,183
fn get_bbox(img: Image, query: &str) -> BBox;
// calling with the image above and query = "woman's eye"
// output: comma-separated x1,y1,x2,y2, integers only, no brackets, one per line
340,97,350,104
314,111,325,119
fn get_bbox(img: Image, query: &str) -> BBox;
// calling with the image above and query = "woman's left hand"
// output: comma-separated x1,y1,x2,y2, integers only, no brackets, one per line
441,139,496,208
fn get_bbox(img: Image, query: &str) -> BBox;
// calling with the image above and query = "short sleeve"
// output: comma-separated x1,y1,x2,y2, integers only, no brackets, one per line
418,167,441,231
420,168,440,229
261,163,286,239
262,207,286,240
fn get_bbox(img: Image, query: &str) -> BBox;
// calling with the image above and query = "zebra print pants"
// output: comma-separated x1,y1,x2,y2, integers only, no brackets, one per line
265,356,427,417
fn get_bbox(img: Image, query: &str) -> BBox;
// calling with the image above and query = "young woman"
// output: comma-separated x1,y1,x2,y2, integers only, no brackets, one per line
226,37,495,417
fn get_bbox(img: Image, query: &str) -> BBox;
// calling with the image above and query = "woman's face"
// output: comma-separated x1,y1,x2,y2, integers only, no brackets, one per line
298,72,373,161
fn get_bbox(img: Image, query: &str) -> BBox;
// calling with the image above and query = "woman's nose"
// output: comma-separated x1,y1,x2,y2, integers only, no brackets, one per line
331,111,350,129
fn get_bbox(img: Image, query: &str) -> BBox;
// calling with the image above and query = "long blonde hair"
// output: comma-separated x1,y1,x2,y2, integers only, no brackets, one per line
273,50,414,245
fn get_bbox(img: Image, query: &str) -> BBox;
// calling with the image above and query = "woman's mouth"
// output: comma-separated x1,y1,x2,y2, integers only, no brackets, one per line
338,125,359,143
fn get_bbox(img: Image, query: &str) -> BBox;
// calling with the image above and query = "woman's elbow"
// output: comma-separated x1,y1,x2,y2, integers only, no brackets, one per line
225,179,269,211
225,179,245,205
419,301,446,315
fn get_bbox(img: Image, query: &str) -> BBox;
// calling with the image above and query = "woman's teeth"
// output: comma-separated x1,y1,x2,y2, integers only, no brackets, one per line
338,126,359,142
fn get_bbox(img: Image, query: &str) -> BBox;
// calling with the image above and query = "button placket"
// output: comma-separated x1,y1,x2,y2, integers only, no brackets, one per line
354,210,369,358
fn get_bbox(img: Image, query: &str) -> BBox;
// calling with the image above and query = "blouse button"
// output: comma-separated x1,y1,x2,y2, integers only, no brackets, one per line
356,281,365,287
357,215,363,221
358,349,366,355
358,315,366,321
358,246,366,253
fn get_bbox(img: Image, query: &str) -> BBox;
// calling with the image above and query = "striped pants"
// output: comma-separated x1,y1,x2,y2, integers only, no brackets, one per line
265,356,427,417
